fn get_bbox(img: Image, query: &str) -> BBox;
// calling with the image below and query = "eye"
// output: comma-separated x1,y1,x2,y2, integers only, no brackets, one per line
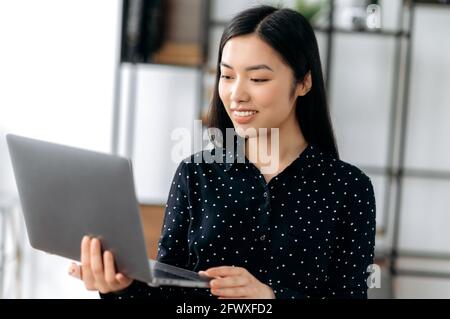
220,75,233,80
251,79,269,83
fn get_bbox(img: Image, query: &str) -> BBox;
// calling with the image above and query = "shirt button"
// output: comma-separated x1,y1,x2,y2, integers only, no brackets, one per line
260,235,266,241
263,192,268,197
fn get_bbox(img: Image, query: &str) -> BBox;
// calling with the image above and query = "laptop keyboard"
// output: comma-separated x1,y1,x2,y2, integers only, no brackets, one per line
149,260,211,282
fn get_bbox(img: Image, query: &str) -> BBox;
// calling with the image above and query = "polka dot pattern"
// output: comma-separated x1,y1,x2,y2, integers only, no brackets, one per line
101,144,376,299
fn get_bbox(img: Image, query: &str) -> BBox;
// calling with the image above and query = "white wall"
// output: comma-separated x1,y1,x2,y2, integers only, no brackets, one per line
0,0,120,298
122,64,200,204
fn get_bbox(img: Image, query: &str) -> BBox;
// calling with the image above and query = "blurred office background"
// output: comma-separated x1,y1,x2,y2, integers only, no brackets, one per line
1,0,449,298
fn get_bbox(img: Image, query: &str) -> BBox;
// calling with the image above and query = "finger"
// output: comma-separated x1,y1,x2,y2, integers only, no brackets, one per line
204,266,245,278
115,273,128,284
103,250,119,287
81,236,95,287
211,286,249,298
116,273,133,288
210,275,250,289
68,262,82,280
90,238,108,291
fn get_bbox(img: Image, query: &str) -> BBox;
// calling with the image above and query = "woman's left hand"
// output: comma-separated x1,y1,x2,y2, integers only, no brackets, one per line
199,266,275,299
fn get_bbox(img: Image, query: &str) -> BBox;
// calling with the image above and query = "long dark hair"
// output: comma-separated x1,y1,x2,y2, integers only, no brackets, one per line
207,5,339,158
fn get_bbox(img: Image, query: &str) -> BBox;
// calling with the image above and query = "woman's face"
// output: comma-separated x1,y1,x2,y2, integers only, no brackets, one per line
218,34,306,138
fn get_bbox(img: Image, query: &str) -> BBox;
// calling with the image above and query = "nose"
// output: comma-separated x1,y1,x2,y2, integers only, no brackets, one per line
230,79,250,104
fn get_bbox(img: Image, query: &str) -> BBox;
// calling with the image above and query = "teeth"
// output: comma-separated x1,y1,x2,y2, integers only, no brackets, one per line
233,110,257,117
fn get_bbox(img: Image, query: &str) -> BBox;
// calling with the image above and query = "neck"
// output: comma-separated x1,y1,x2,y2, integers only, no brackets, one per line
245,113,308,168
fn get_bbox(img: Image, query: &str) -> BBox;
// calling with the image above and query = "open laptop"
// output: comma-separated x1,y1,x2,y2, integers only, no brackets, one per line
6,134,211,288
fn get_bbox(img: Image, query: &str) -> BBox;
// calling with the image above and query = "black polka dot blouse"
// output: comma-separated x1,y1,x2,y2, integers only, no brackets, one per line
101,143,376,299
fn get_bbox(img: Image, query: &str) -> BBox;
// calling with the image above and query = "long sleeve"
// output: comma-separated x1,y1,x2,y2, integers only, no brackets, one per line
271,285,306,299
157,160,191,269
324,171,376,299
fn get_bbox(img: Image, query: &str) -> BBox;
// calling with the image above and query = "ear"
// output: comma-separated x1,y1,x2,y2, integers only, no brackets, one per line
295,71,312,97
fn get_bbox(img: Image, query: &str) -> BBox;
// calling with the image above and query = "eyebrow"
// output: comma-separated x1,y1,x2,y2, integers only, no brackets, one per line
220,62,274,72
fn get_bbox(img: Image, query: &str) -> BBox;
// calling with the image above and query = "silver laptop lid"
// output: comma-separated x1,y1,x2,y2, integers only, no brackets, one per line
6,134,152,283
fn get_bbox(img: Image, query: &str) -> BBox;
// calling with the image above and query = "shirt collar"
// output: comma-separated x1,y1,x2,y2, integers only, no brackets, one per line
221,141,318,173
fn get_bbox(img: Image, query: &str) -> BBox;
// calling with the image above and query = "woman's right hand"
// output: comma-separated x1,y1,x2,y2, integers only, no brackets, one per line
68,236,133,294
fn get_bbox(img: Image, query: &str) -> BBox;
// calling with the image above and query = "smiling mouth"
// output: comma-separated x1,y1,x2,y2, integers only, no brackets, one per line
232,110,258,117
231,109,258,124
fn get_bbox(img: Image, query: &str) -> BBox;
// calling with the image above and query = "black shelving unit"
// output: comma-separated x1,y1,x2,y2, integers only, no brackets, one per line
318,0,450,296
388,1,450,284
111,0,211,159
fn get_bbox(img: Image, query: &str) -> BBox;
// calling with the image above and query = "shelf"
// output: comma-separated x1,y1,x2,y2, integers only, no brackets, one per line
358,166,450,181
120,61,204,70
313,26,410,38
210,21,410,38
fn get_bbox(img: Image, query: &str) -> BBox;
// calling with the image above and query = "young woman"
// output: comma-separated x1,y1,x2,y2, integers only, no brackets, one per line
70,5,376,299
